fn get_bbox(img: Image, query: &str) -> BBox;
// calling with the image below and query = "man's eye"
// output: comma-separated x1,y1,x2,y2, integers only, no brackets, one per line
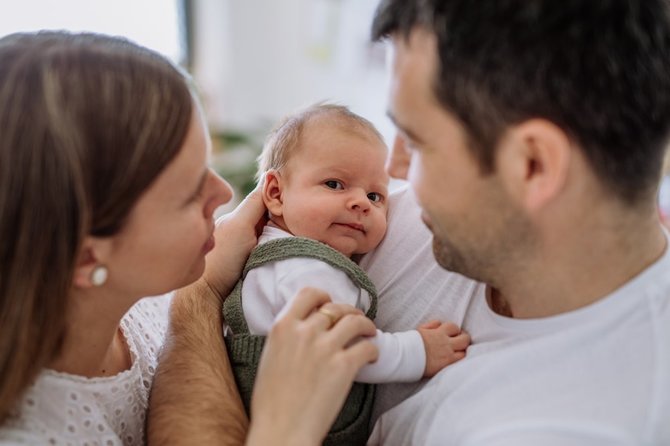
325,180,344,190
368,192,383,203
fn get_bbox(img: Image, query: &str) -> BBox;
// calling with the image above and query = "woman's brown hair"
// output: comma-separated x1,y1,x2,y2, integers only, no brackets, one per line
0,32,193,422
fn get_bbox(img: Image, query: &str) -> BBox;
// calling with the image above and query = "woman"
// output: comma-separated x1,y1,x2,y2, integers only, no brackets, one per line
0,32,377,445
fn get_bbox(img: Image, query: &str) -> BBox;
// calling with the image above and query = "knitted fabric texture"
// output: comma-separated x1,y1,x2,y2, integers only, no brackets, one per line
223,237,378,446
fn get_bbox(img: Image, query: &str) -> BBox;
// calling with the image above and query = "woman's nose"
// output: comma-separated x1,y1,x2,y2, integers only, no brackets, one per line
204,170,233,218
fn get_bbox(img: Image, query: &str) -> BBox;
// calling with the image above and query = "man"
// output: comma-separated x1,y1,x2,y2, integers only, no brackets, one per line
149,1,670,444
367,0,670,444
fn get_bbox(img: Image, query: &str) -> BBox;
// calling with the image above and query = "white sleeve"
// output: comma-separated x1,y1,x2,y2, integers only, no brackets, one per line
273,258,370,321
360,184,478,419
272,258,426,384
355,329,425,383
243,257,372,334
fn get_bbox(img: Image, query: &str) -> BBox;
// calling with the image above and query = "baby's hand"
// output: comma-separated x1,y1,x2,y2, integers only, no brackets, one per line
417,320,471,378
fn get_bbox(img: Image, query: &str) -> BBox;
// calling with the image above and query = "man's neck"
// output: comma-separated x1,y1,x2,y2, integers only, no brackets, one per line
491,214,667,319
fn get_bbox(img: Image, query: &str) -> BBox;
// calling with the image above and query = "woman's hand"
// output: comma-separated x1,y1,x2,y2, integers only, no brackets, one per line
247,287,379,446
203,181,267,302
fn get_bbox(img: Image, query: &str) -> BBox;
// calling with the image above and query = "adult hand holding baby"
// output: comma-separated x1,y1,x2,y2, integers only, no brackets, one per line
203,180,268,303
249,288,379,446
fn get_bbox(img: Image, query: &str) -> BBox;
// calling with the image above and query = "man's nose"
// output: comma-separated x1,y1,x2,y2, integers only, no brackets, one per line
386,134,411,179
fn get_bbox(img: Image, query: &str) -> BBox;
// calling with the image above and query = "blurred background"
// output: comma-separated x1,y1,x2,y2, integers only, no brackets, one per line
2,0,669,226
0,0,393,208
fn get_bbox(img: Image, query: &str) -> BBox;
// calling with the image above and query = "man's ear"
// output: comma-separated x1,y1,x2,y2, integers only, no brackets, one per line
72,236,113,289
263,169,284,217
497,119,571,212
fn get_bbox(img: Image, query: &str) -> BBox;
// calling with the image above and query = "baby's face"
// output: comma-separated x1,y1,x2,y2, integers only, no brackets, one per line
278,122,389,257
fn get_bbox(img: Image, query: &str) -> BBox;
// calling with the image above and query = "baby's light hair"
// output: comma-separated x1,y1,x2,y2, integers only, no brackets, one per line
256,103,385,180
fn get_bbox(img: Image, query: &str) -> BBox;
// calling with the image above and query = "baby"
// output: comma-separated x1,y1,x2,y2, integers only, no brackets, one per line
223,104,469,444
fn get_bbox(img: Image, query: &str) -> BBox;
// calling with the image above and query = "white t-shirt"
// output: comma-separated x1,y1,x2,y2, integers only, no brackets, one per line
366,187,670,445
240,225,426,383
0,294,172,446
359,185,477,422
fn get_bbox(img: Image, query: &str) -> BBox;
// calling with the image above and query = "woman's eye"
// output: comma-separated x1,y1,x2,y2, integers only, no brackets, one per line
368,192,383,203
325,180,344,190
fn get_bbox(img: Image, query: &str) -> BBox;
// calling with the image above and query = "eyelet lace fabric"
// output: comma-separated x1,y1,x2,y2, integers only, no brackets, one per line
0,294,172,446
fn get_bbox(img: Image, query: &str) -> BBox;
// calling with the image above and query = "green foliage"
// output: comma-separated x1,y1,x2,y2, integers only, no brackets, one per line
211,128,267,196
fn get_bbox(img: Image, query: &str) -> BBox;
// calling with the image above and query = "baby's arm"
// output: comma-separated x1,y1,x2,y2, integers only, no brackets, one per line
273,259,469,383
355,329,424,383
355,321,470,383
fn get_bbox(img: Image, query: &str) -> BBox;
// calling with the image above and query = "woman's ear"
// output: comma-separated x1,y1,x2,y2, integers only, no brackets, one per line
72,236,113,288
263,169,284,217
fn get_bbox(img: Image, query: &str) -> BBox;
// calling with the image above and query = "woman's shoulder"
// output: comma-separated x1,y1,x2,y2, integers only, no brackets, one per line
122,292,173,350
120,292,173,385
0,428,48,445
0,364,143,444
0,293,174,445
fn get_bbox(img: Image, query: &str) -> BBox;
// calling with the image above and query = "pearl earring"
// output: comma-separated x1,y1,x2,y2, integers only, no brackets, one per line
90,265,108,286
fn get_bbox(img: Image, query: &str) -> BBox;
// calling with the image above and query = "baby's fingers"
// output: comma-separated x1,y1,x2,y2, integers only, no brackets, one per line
440,322,462,337
418,320,441,330
451,331,471,351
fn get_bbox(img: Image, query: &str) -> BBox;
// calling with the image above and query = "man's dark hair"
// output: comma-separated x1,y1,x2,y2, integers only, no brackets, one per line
373,0,670,205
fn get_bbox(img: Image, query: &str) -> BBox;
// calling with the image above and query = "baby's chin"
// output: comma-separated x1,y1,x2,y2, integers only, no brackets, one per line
323,238,358,258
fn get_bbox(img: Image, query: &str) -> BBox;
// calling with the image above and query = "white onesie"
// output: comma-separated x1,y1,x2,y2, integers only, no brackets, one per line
240,225,426,383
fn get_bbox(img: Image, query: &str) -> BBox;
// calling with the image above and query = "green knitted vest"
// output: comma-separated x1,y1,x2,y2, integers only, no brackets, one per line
223,236,377,446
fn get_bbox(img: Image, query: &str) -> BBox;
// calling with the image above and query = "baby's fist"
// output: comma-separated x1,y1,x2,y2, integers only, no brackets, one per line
417,320,471,377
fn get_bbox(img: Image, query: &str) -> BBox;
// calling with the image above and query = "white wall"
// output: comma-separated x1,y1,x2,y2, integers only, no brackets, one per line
0,0,181,62
191,0,395,144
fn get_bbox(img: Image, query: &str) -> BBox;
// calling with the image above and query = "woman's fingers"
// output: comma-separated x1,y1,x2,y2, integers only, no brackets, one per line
326,312,377,348
304,300,365,331
249,289,379,445
315,306,340,328
341,337,379,370
284,287,333,320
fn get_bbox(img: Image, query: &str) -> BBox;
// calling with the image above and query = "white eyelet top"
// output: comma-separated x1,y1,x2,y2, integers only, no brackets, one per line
0,294,172,446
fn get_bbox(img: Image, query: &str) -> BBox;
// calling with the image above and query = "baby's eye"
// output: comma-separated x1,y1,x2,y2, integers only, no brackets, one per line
367,192,383,203
325,180,344,190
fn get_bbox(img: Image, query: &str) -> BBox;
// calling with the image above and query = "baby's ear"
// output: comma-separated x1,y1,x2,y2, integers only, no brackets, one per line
263,169,284,216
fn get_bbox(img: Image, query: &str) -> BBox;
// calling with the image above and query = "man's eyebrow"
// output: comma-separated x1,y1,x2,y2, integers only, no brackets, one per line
386,110,425,144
